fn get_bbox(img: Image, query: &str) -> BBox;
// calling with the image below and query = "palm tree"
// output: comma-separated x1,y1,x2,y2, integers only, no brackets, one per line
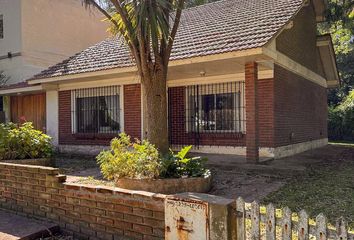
83,0,184,153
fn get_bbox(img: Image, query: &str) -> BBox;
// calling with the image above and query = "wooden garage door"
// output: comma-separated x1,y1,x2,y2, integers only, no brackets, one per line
11,93,46,132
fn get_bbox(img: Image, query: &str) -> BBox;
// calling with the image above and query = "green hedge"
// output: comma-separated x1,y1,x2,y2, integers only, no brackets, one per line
0,122,53,160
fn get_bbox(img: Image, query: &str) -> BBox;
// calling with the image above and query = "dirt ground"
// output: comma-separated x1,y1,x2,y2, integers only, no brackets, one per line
54,143,354,203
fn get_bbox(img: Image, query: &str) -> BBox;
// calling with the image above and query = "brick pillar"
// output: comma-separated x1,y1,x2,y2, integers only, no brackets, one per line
245,62,259,163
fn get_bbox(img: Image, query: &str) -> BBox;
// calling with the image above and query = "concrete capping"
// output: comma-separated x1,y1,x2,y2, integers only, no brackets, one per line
173,145,275,158
58,144,109,156
60,138,327,160
273,138,328,159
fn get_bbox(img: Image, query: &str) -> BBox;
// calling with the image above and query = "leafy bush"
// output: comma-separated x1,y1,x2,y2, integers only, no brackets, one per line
0,122,53,160
328,90,354,141
97,133,161,180
97,133,209,180
160,145,210,178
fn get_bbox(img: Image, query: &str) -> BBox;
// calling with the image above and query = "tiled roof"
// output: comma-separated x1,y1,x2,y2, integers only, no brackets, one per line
0,82,31,90
30,0,303,80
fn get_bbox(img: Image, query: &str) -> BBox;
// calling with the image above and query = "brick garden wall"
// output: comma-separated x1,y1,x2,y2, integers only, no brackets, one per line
0,163,165,240
274,65,328,147
58,84,141,146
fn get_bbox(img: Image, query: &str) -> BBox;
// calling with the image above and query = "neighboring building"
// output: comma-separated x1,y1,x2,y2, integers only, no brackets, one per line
0,0,108,128
0,0,339,162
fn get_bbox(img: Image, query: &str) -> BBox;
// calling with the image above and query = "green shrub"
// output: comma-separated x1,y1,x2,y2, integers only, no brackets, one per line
160,145,210,178
97,133,161,180
328,90,354,141
97,133,210,180
0,122,53,160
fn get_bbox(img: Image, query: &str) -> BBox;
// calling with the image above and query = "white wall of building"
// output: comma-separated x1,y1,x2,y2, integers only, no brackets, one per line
0,0,22,57
0,0,108,85
46,90,59,146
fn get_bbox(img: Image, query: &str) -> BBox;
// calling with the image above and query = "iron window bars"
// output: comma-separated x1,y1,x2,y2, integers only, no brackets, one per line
185,81,245,134
71,85,121,134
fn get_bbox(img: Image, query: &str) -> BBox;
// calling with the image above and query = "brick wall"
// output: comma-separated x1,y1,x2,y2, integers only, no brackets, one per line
276,3,325,77
124,84,142,140
274,65,328,147
258,78,275,148
58,84,141,146
0,163,165,240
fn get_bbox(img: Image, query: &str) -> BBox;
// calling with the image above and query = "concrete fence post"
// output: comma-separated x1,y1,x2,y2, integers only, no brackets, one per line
165,193,236,240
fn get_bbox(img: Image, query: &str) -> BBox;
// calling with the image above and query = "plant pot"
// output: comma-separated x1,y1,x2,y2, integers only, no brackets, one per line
116,175,212,194
0,158,53,167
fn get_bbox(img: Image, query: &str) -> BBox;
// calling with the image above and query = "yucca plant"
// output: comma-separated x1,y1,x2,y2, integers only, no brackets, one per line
83,0,184,154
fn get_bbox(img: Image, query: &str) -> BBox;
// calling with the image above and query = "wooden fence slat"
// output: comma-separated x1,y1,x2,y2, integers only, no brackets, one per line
266,203,276,240
336,217,348,240
251,201,260,240
316,213,327,240
282,207,292,240
298,210,309,240
236,197,246,240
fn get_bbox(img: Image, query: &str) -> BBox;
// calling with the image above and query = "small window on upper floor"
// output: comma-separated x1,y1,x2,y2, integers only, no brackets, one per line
0,15,3,39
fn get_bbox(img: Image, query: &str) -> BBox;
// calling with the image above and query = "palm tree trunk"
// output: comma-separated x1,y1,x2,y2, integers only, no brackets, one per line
141,70,169,154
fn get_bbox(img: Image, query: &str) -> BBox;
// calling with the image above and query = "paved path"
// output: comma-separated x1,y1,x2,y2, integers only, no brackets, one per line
0,210,58,240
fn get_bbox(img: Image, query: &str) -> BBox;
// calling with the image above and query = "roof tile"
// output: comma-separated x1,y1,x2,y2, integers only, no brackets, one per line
30,0,302,80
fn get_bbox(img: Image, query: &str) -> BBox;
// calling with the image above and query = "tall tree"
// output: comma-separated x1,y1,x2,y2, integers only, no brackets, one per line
83,0,184,153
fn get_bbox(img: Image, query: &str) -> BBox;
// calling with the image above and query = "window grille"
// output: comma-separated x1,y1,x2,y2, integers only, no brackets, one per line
71,86,121,134
168,81,245,147
185,81,245,133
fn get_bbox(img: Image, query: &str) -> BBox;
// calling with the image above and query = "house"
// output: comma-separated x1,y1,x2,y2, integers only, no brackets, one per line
0,0,339,162
0,0,108,128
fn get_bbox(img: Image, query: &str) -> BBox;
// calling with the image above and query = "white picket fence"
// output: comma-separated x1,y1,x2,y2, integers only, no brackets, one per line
234,197,354,240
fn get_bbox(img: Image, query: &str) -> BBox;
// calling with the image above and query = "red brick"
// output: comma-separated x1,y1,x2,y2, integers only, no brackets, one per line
133,224,152,235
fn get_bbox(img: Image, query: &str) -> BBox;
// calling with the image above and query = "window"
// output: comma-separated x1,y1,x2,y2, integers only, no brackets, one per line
0,96,3,111
186,82,245,133
0,15,3,39
71,86,122,134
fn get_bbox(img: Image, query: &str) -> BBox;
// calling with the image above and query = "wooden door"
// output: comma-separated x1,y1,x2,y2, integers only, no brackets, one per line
11,93,46,132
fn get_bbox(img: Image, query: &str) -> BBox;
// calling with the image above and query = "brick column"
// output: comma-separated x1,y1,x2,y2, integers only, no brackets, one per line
245,62,259,163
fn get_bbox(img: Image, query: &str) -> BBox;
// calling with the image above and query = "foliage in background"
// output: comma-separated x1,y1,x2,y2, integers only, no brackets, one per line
320,0,354,106
97,133,209,180
328,90,354,141
0,122,53,160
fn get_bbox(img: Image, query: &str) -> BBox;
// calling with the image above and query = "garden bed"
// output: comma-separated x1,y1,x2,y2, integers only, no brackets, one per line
0,158,52,166
116,175,212,194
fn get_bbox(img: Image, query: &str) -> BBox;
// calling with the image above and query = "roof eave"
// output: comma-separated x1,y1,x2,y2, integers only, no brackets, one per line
317,34,340,87
27,48,265,85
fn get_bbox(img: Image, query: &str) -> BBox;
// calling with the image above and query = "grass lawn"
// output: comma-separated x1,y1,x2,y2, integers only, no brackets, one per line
263,148,354,229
